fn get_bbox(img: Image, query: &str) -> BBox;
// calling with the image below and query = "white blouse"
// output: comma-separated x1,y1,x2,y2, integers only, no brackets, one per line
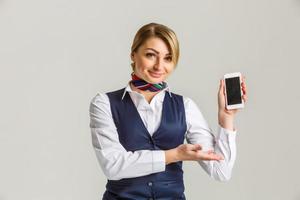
89,82,237,181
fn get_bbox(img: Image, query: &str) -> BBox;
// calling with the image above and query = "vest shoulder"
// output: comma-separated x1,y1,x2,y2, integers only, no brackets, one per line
106,88,126,101
106,88,125,95
169,92,184,99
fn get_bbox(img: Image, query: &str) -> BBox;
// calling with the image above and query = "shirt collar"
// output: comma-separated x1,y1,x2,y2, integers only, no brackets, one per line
121,81,172,100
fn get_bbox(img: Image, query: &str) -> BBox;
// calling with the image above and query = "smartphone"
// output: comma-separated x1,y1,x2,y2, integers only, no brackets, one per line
224,72,244,110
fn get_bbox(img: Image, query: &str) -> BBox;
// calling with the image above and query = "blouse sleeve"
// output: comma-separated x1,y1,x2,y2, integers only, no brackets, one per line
184,96,237,181
89,93,165,180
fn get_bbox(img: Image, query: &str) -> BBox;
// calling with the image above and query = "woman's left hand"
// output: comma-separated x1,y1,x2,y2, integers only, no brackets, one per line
218,76,247,130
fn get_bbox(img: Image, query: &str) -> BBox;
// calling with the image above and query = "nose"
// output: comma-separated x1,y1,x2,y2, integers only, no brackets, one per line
153,57,164,70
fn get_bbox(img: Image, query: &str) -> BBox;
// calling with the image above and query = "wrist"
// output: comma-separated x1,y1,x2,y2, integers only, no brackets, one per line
165,148,179,165
218,112,235,131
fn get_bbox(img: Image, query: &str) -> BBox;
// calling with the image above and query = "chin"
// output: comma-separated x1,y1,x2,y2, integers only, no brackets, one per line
146,73,166,83
148,78,165,84
145,75,160,82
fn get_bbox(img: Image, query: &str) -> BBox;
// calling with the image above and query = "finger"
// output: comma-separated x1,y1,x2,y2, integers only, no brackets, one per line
221,79,225,95
218,79,222,94
242,94,247,102
242,83,247,101
242,87,247,96
205,150,223,158
242,89,247,102
196,144,202,150
204,154,223,161
241,83,247,92
222,79,226,95
198,151,224,161
207,150,214,154
241,82,246,89
242,75,246,83
205,150,224,159
218,79,225,94
241,76,246,89
218,154,224,160
213,153,224,160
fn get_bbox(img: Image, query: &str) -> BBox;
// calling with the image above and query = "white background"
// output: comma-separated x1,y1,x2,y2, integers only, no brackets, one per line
1,0,300,199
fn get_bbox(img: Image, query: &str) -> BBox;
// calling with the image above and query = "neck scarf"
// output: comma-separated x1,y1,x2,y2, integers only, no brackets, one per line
130,72,167,92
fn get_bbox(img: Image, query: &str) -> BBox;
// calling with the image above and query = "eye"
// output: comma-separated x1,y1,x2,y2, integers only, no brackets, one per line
164,56,172,62
146,53,156,58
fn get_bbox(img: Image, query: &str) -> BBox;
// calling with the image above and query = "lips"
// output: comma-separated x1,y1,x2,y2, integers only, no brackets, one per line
149,71,164,78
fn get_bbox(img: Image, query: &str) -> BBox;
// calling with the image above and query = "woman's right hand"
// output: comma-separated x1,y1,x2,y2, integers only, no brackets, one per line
164,144,224,165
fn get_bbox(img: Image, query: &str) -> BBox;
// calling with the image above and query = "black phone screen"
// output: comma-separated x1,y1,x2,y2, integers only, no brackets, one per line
225,77,242,105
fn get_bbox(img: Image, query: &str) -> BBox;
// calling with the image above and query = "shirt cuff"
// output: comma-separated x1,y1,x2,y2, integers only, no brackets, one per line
217,125,237,142
152,150,166,173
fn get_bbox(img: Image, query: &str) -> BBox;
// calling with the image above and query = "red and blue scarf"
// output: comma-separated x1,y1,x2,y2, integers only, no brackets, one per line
130,72,167,92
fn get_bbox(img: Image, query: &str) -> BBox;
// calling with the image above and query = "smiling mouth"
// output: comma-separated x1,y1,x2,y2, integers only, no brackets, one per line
149,71,164,78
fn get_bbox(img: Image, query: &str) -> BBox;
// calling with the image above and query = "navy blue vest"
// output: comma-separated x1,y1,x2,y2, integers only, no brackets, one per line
103,88,187,200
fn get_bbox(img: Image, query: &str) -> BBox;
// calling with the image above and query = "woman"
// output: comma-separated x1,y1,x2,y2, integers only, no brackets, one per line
89,22,247,200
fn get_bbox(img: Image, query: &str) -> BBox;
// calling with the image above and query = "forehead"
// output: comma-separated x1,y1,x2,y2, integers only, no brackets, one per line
140,37,170,54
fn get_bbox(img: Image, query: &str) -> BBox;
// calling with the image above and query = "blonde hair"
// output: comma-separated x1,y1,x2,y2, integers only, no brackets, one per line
130,23,180,70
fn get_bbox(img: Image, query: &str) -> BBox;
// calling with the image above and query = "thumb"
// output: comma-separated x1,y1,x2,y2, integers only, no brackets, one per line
219,79,225,95
190,144,202,151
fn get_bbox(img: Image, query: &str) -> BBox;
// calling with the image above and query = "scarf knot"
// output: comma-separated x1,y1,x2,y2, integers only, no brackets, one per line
130,73,167,92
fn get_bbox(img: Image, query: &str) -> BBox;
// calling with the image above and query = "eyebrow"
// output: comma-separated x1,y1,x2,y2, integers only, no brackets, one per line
145,48,171,56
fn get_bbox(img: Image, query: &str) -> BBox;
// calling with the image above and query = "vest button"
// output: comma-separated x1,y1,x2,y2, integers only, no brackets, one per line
148,182,153,186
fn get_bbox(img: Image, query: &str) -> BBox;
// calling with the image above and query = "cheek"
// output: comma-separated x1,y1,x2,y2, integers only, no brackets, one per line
134,59,150,73
165,64,175,73
138,58,154,68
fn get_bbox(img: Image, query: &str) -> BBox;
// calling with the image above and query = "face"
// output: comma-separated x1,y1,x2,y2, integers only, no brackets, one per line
131,37,175,84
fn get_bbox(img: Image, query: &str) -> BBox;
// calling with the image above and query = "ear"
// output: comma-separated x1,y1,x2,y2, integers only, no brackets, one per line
130,52,135,62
